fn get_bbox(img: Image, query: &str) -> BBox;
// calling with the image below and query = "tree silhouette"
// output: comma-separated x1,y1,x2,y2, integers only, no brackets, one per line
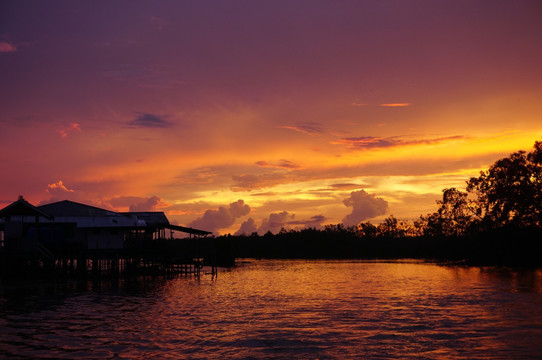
466,141,542,229
423,188,477,237
376,215,405,238
357,221,377,238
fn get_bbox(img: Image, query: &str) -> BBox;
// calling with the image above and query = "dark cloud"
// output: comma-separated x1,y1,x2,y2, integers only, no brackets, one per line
255,159,301,169
189,200,250,234
288,214,327,230
334,135,466,149
129,196,164,212
235,212,326,235
128,113,173,128
277,121,324,135
295,122,324,134
342,190,388,226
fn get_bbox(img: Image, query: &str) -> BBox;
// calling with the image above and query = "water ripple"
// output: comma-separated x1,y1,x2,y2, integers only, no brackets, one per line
2,261,542,359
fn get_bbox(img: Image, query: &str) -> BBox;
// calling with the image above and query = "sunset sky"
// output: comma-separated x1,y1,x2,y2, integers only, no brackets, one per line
1,1,541,235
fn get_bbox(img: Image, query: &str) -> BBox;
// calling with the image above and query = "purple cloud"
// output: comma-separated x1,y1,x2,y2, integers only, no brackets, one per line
342,190,388,226
0,41,16,52
288,214,327,230
189,200,250,234
234,217,258,235
277,121,324,135
257,211,294,235
333,135,466,149
128,113,173,128
129,196,164,212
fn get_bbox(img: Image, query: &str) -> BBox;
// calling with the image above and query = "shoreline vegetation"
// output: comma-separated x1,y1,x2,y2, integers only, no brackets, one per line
215,140,542,267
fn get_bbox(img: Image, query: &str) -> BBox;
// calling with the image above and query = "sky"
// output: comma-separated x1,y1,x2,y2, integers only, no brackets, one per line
1,0,542,235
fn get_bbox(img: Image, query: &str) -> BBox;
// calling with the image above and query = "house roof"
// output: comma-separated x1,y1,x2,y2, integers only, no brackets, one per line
0,198,53,219
121,212,169,227
167,224,212,236
38,200,119,217
38,200,139,228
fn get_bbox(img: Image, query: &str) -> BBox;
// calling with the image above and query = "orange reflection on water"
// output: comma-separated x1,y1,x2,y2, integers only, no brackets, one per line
150,260,542,359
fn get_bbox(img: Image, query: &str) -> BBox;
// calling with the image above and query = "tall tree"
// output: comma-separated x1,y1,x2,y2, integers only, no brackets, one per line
424,188,475,237
466,141,542,228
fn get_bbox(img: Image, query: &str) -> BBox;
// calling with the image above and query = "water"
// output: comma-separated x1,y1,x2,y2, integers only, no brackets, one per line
1,260,542,359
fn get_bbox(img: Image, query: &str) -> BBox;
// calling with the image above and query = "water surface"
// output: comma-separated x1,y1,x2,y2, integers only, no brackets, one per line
1,260,542,359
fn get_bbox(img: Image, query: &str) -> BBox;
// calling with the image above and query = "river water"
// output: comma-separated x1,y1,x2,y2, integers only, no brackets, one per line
1,260,542,359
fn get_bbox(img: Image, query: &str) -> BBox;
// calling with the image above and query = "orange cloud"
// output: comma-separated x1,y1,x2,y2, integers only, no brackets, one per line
380,103,411,107
47,180,74,193
167,210,193,216
58,123,82,138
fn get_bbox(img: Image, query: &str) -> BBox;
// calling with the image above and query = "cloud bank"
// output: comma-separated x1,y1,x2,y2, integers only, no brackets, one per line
258,211,295,234
333,135,465,149
107,195,170,212
189,200,250,234
128,196,166,212
234,218,258,235
342,190,388,226
235,212,327,235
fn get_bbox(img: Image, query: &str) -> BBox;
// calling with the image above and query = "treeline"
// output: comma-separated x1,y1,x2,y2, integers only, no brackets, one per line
215,140,542,266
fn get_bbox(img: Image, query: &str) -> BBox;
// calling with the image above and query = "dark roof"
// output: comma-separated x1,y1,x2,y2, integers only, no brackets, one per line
167,224,212,236
121,212,169,227
0,199,53,219
38,200,118,217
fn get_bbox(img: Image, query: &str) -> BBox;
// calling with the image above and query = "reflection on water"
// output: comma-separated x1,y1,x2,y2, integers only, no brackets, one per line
1,260,542,359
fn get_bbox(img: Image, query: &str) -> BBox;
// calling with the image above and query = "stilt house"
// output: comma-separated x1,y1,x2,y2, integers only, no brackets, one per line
0,197,211,265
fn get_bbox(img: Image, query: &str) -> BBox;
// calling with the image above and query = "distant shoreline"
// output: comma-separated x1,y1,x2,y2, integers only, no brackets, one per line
216,226,542,268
